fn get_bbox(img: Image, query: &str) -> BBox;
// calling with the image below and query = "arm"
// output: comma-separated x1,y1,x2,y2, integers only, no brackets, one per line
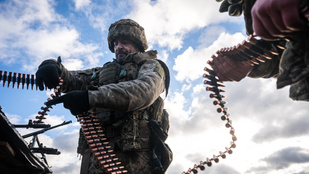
88,59,166,111
60,66,100,92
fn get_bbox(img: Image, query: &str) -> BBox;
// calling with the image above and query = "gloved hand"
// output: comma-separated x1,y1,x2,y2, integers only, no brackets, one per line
216,0,244,16
46,90,90,115
36,59,62,90
251,0,307,40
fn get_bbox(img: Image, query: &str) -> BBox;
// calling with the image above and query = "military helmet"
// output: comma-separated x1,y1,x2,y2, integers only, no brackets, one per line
108,19,148,53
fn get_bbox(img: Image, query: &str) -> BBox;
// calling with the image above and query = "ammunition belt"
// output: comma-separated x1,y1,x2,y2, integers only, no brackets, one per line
182,35,285,174
77,112,128,174
0,70,37,90
32,78,63,124
29,78,128,173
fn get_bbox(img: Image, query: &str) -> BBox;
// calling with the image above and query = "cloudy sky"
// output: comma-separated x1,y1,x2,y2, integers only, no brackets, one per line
1,0,309,174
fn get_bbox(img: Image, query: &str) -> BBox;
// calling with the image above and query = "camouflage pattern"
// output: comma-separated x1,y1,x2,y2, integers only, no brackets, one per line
278,32,309,101
217,0,309,101
84,148,153,174
108,19,148,53
59,50,168,174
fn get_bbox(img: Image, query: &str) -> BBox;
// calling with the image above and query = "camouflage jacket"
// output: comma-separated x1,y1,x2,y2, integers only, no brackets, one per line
59,50,167,112
61,50,171,173
59,50,170,153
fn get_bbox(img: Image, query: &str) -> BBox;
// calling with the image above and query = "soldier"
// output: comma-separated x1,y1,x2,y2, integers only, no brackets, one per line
212,0,309,101
35,19,172,174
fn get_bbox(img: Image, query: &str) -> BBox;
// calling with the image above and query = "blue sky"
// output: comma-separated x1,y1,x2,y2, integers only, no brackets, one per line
1,0,309,174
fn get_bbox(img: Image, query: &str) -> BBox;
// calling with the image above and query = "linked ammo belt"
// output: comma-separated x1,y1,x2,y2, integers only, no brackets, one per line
182,35,285,174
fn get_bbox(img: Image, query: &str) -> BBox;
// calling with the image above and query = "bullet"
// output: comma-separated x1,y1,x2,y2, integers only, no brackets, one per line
0,70,2,85
209,93,225,99
3,71,7,87
230,128,235,135
192,164,198,174
225,122,232,128
206,86,225,93
26,74,30,89
213,100,227,105
8,72,12,87
213,155,219,163
219,151,226,159
81,123,93,128
199,161,205,170
99,159,112,165
232,135,237,141
225,147,233,154
221,115,228,121
206,158,212,167
89,143,103,148
103,162,121,169
204,80,225,87
17,73,21,89
230,141,236,148
106,166,124,172
203,67,213,73
94,151,108,156
31,74,35,90
35,116,46,119
217,107,228,113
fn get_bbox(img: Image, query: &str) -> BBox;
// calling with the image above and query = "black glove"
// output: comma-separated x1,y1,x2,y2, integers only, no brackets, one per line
36,58,62,90
216,0,244,16
46,90,90,115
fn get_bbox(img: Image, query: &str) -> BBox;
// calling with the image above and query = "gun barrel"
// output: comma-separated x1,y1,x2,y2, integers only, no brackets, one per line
13,124,51,129
22,120,72,138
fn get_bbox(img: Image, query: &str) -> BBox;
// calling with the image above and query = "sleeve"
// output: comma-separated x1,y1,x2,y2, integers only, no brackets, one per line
59,64,101,92
88,59,166,112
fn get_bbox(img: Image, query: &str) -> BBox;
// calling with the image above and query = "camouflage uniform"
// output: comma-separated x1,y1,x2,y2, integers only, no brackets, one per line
58,19,172,174
218,0,309,101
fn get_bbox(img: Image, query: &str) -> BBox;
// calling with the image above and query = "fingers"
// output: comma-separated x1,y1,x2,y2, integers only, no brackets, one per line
251,0,307,40
281,7,307,32
46,96,64,106
35,73,45,91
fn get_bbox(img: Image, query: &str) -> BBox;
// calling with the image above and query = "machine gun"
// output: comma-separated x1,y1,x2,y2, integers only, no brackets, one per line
13,120,72,165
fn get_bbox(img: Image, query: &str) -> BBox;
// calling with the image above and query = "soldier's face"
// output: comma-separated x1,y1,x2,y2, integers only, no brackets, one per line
114,39,140,61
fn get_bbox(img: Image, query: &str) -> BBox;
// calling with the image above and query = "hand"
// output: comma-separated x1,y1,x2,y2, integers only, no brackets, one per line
212,55,253,81
251,0,308,40
216,0,244,16
36,59,62,90
46,90,90,115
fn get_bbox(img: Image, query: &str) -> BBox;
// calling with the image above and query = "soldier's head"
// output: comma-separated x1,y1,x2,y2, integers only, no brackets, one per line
108,19,148,61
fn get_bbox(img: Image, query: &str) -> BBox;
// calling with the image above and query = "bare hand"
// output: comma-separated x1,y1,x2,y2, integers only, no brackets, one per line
212,55,253,82
251,0,307,40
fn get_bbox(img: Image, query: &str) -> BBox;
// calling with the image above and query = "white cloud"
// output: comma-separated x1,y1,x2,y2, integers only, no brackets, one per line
0,0,103,72
62,58,85,70
173,32,246,82
73,0,91,10
126,0,241,51
5,113,22,124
